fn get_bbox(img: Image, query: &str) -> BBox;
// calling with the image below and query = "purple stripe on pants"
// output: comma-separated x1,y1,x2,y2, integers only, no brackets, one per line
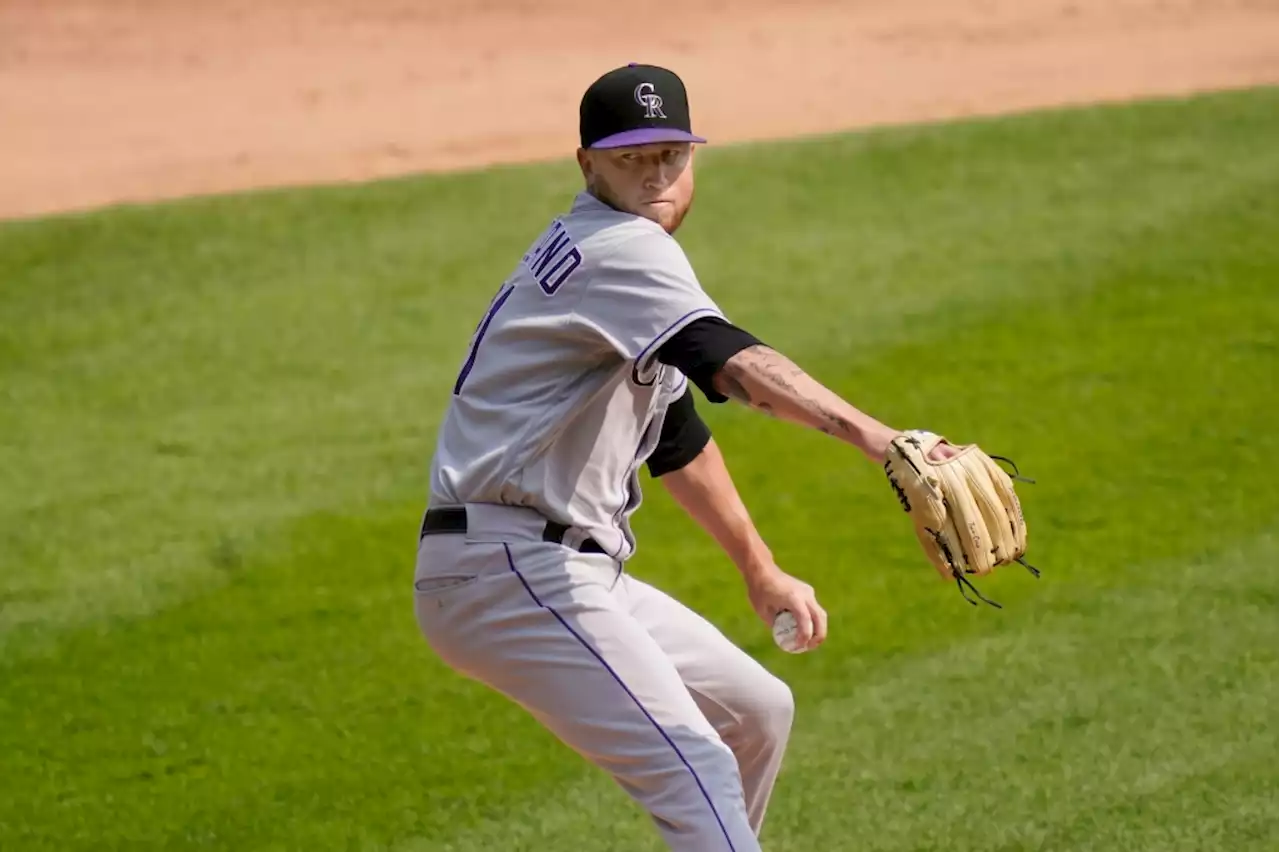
502,543,737,851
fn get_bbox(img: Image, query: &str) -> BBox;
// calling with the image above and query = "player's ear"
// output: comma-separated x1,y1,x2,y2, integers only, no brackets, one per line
576,148,593,181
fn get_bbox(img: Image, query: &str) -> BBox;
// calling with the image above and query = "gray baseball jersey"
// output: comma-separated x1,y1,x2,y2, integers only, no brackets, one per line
427,191,725,561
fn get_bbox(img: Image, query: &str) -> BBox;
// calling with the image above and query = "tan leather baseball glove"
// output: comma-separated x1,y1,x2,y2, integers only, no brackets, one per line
884,430,1039,607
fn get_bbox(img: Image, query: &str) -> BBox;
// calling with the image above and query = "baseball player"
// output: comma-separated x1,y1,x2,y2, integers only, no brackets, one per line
413,63,960,851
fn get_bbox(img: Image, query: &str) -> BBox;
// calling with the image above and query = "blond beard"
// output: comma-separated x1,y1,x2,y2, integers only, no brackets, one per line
587,176,695,235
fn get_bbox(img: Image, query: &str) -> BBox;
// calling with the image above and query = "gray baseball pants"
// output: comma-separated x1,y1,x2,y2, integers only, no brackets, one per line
412,504,794,851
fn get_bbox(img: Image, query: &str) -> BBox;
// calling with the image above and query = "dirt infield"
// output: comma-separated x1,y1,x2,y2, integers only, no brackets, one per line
1,0,1274,220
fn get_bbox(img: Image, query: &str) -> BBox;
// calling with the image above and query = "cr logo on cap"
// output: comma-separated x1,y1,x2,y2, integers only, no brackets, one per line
633,82,667,120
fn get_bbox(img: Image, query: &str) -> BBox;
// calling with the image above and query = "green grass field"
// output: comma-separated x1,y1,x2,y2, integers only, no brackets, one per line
1,87,1276,851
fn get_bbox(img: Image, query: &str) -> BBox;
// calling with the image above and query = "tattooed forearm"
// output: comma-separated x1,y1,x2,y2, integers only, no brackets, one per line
717,346,838,427
817,405,856,437
713,345,893,458
715,369,754,405
715,345,790,417
722,380,778,418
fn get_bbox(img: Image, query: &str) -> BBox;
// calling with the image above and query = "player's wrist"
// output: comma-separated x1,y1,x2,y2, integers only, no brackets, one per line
734,548,780,584
853,423,900,463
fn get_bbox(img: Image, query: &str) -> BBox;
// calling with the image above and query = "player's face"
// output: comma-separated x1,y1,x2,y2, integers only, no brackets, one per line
578,143,696,234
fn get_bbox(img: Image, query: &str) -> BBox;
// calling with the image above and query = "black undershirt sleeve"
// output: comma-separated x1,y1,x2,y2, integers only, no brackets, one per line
645,387,713,478
654,316,764,403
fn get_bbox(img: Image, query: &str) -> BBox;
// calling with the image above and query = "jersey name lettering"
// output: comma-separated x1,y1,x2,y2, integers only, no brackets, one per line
522,220,583,296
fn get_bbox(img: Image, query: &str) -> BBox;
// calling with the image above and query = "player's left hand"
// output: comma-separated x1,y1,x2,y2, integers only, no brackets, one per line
883,428,1039,607
745,567,827,651
926,438,962,461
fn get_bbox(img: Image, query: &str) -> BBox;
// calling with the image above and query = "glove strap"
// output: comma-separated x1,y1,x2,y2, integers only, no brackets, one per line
990,454,1037,484
954,572,1003,609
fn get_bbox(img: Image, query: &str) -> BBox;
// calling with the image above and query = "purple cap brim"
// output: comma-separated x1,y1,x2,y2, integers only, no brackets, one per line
589,128,707,149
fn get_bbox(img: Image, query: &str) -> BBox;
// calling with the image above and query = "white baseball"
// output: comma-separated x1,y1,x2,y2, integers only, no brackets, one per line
772,610,807,654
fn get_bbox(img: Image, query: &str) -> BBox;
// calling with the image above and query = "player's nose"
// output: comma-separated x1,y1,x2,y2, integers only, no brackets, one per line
644,162,675,189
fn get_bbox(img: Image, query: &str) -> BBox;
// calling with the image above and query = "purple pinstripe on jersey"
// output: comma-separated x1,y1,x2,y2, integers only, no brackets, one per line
501,544,737,850
607,424,651,560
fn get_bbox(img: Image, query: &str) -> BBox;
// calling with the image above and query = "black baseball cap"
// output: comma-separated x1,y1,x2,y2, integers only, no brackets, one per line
579,63,707,150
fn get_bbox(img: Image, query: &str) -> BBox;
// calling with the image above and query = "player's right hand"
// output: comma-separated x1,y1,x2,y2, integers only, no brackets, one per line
745,567,827,651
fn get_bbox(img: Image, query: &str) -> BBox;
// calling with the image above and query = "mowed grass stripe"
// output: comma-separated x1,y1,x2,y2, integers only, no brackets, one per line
0,88,1275,849
763,533,1278,852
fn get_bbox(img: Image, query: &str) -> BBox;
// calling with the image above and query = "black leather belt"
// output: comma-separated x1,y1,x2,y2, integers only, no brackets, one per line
420,507,608,555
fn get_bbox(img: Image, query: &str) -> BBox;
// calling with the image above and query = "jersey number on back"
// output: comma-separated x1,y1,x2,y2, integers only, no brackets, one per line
452,282,516,396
